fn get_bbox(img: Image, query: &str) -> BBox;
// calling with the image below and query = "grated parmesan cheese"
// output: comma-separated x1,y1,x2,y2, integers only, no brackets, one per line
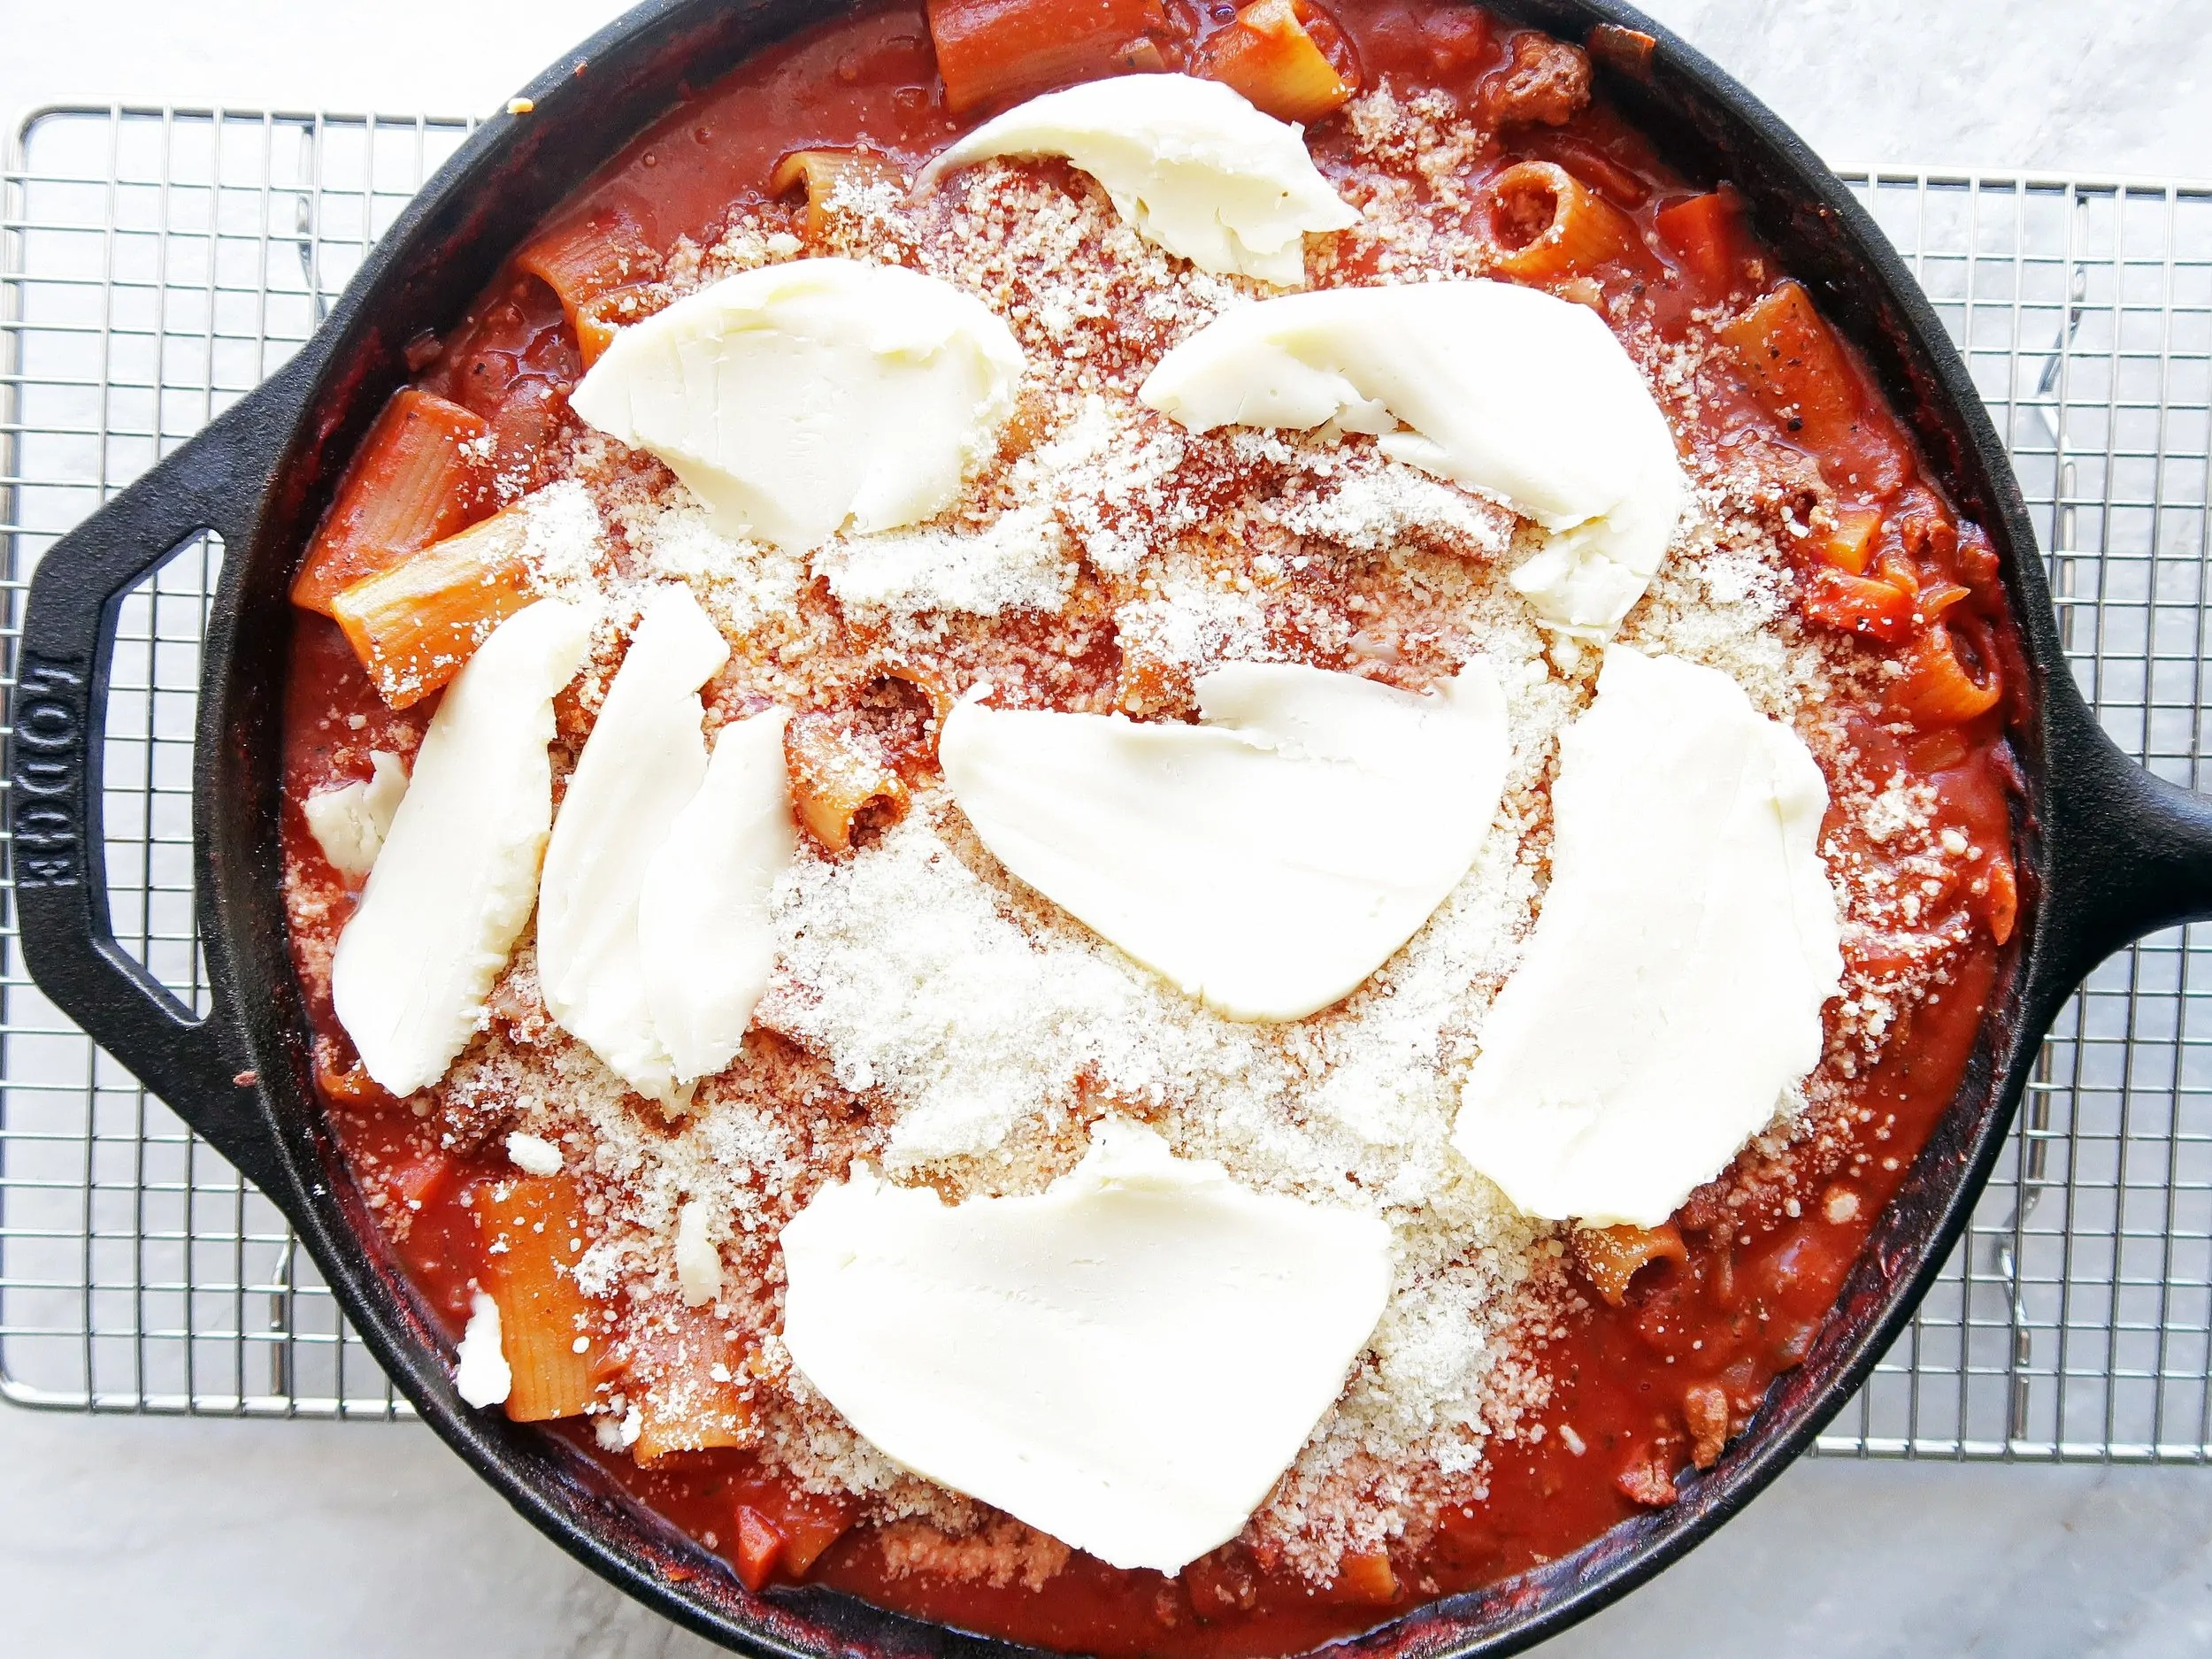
814,501,1076,623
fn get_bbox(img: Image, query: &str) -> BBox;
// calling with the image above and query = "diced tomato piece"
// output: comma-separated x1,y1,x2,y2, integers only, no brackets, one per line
1182,1546,1263,1619
1416,3,1489,72
773,1493,855,1578
1326,1550,1400,1604
388,1153,452,1211
1980,853,2018,945
1819,505,1882,574
1800,569,1916,644
733,1504,787,1593
1655,188,1749,296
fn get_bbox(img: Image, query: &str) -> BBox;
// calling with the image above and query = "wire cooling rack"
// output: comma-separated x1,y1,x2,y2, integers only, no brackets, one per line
3,109,2210,1456
0,108,477,1418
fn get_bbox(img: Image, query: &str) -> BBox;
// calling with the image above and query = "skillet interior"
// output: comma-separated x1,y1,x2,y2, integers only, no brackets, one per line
96,0,2118,1652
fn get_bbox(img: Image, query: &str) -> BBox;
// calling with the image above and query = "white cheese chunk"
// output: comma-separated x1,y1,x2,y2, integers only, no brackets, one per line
505,1132,564,1177
780,1119,1391,1573
639,708,798,1086
303,750,409,883
673,1199,723,1309
1140,280,1686,637
568,258,1025,552
595,1403,644,1453
1452,648,1843,1225
919,74,1359,286
539,586,730,1105
455,1292,512,1409
332,601,591,1097
940,659,1510,1021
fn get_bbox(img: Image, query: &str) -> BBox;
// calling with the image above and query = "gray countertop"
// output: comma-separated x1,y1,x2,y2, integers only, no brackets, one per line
2,2,2208,1654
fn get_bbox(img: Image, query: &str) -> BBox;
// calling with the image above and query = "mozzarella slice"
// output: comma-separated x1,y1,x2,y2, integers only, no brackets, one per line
918,74,1359,287
639,708,799,1086
332,600,591,1097
1140,280,1686,637
940,659,1509,1021
303,749,410,883
780,1119,1391,1573
1452,648,1843,1226
568,258,1024,552
538,587,730,1105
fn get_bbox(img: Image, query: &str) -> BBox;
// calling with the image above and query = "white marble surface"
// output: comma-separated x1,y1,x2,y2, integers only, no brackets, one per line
2,2,2209,1655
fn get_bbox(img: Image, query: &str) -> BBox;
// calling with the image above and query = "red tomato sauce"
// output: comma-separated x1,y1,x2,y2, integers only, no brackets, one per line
281,4,2024,1653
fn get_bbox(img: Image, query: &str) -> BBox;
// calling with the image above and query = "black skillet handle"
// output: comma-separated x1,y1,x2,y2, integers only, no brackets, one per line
2032,670,2212,1021
7,363,312,1195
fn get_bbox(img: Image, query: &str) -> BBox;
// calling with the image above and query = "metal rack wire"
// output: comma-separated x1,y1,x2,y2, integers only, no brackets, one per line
3,111,2210,1455
0,107,476,1417
1824,170,2212,1460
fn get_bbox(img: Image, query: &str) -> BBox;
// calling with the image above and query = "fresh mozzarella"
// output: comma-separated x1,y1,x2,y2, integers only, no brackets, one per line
780,1119,1391,1574
638,708,798,1087
939,659,1510,1021
455,1292,512,1409
918,74,1359,286
303,750,410,883
568,258,1025,552
1139,280,1686,637
1452,648,1843,1226
332,600,591,1097
539,587,730,1105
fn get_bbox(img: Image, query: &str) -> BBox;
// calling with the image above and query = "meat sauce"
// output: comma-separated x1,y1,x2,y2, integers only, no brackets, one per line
280,3,2023,1653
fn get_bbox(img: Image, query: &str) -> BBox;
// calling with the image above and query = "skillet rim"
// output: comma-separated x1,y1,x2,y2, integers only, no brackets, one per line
7,1,2168,1655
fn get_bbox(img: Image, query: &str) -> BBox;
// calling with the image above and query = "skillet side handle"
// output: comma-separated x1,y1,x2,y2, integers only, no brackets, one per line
2037,677,2212,1002
7,373,307,1195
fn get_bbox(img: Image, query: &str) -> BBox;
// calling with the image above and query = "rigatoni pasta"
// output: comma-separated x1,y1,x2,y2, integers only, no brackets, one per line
1194,0,1357,125
290,388,491,614
1719,279,1865,451
473,1175,600,1422
328,504,537,708
1571,1222,1689,1307
620,1304,758,1463
517,206,663,368
769,150,904,242
924,0,1175,114
1485,159,1649,281
784,712,911,856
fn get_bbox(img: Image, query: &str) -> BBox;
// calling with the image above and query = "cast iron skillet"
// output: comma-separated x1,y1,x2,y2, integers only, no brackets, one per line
12,0,2212,1653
